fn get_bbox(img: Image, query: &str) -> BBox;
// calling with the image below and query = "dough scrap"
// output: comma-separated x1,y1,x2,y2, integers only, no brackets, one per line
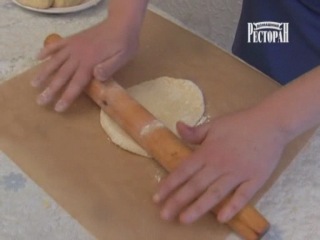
17,0,54,9
100,77,205,157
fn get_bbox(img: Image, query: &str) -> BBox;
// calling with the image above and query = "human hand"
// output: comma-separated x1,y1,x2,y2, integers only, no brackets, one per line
153,108,288,224
32,20,139,112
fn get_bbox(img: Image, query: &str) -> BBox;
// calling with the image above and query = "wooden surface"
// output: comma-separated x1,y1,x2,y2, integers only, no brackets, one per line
0,11,314,240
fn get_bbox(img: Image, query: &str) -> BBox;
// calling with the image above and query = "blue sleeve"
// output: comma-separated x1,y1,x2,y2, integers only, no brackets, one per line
232,0,320,85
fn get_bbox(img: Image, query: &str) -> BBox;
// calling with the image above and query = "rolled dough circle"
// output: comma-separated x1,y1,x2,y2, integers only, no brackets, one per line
100,77,205,157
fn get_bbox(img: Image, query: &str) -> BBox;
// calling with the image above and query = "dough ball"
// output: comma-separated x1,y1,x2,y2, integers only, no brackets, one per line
100,77,205,157
17,0,54,9
53,0,85,7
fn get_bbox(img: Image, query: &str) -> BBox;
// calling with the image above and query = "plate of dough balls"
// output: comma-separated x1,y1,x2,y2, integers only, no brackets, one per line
13,0,102,14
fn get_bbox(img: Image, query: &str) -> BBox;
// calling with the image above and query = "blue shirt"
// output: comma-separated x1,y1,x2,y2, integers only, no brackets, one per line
232,0,320,85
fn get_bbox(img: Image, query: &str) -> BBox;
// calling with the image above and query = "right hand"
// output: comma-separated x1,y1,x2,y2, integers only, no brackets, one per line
32,20,139,112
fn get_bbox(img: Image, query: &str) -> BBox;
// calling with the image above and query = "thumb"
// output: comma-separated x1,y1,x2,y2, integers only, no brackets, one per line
176,121,210,145
93,57,124,81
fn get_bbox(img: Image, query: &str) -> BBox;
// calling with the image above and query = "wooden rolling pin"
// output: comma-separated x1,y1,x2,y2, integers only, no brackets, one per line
44,34,270,240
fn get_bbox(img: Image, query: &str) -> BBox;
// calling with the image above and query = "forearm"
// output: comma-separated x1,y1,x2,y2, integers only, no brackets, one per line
255,65,320,142
107,0,149,31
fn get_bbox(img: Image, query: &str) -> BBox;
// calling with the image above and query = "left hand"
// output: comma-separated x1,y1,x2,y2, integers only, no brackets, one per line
153,107,288,224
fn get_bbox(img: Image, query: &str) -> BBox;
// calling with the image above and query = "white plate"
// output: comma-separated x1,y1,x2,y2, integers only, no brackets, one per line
12,0,102,14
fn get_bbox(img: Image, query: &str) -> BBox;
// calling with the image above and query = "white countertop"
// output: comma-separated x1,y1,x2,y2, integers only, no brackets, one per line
1,0,320,239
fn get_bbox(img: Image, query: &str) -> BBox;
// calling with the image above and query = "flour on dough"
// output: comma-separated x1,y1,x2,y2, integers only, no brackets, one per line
100,76,205,157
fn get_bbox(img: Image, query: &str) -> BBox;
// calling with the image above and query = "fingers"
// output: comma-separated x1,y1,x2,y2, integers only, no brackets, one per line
54,65,92,112
179,175,238,224
32,50,69,88
153,152,205,204
156,170,256,224
217,180,257,223
34,48,91,112
37,58,79,106
158,167,221,221
33,47,125,112
176,121,210,145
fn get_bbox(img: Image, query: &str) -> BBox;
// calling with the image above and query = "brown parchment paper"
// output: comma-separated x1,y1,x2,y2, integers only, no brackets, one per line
0,11,314,240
